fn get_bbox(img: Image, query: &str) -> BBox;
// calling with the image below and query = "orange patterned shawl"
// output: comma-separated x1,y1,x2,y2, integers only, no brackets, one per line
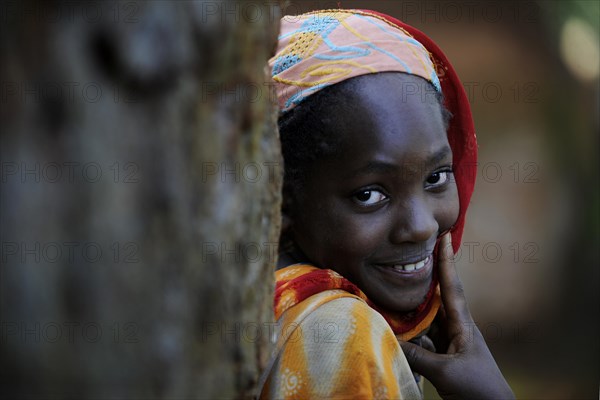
259,268,424,399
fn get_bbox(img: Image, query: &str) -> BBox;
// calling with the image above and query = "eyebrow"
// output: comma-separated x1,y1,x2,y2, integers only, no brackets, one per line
428,146,452,166
350,146,452,176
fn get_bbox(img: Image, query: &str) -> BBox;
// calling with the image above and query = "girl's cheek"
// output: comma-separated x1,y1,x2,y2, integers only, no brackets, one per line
338,216,389,251
438,184,460,231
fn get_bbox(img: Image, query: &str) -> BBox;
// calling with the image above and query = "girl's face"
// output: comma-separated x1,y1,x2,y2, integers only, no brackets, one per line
287,73,459,312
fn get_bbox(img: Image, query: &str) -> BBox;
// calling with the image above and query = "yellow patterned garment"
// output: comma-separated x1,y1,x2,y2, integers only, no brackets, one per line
258,289,423,399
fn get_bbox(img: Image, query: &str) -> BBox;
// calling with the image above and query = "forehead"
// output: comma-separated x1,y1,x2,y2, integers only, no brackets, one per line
314,73,450,172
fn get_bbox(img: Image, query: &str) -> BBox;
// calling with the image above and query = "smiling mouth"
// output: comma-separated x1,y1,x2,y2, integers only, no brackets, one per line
375,255,432,273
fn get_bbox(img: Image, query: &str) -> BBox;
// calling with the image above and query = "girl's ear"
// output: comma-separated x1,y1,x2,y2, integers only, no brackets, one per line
280,190,294,234
278,193,298,268
281,212,292,233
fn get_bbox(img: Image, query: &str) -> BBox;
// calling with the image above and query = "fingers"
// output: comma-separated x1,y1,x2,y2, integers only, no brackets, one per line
438,232,472,326
399,341,440,378
419,335,436,353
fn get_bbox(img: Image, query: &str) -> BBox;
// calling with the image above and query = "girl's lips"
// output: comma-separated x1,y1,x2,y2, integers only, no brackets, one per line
373,254,433,279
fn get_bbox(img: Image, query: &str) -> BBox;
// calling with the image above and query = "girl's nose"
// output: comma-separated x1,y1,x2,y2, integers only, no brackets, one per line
389,197,438,244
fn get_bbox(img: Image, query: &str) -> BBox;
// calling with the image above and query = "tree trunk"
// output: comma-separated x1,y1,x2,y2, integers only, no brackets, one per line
1,1,282,398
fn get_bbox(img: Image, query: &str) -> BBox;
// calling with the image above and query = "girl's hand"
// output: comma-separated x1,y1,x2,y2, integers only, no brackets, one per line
400,232,515,400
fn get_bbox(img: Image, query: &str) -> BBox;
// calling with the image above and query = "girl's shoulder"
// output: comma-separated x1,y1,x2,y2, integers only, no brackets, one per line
259,291,422,399
284,290,393,341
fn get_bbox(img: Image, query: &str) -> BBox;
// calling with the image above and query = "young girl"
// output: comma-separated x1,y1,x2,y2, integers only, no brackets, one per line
260,9,514,399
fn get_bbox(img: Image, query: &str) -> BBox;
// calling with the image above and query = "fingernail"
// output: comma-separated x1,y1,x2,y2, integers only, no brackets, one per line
443,232,453,259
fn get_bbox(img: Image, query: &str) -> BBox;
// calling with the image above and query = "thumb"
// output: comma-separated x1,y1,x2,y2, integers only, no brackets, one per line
400,340,441,379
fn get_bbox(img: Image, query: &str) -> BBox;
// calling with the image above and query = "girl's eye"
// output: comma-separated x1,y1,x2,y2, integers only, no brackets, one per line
425,170,452,188
352,189,388,206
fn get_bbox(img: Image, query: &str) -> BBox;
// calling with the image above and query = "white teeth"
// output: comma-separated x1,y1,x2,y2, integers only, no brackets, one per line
390,256,429,272
404,263,416,271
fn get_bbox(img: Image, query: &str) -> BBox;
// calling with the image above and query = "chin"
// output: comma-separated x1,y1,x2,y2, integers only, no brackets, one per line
379,288,431,313
388,301,423,313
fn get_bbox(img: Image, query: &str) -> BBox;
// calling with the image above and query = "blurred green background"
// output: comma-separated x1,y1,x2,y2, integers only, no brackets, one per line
284,1,600,398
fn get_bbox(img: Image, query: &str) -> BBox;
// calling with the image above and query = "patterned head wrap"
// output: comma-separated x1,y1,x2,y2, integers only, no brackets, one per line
269,9,441,113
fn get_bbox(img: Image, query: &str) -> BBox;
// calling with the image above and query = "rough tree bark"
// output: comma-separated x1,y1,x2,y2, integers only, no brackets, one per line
1,1,282,398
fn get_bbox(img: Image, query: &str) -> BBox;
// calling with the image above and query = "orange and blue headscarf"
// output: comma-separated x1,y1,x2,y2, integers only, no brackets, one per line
270,9,441,112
